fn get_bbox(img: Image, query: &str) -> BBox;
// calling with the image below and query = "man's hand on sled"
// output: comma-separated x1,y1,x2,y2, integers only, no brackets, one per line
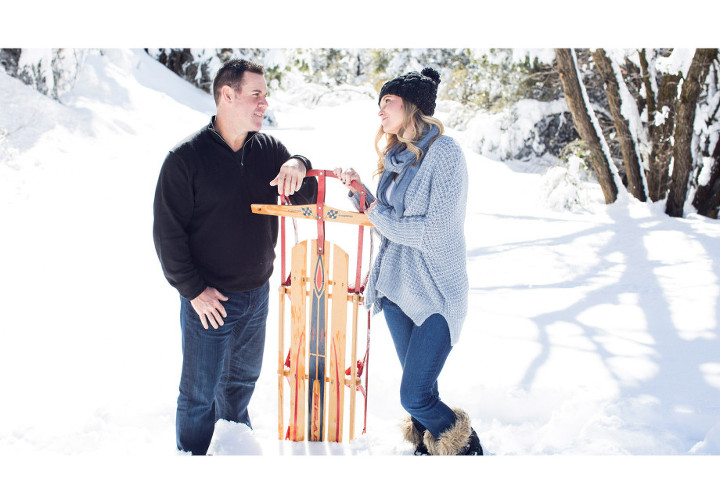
271,158,307,196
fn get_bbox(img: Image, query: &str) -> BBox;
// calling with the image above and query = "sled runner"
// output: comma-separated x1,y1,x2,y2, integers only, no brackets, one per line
251,170,372,442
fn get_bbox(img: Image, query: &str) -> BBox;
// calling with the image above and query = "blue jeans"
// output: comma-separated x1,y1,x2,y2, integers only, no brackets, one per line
381,298,457,438
176,282,269,455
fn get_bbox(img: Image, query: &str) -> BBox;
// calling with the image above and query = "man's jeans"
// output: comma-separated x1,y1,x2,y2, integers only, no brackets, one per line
176,281,269,455
381,298,457,438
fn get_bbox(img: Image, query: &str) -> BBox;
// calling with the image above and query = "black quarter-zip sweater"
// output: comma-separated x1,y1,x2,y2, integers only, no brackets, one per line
153,118,318,300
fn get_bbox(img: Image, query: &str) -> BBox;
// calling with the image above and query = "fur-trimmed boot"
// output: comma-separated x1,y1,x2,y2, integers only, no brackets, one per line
423,409,483,456
401,416,430,455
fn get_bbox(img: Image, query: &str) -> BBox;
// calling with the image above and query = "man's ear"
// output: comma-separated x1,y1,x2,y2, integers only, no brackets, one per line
221,85,235,103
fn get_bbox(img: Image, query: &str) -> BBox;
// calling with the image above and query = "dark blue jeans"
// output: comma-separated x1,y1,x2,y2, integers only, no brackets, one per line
176,281,269,455
381,298,457,438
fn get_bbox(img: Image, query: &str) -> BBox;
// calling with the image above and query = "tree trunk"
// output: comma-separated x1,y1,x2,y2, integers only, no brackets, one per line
651,77,681,201
666,48,718,217
638,49,657,137
639,49,682,202
692,138,720,218
555,48,618,204
591,49,647,201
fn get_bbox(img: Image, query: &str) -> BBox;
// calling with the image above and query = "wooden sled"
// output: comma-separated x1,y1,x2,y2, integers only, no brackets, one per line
251,170,372,442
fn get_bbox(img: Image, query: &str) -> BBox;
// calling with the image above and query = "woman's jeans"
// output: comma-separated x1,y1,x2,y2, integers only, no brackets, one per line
176,282,269,455
381,298,457,438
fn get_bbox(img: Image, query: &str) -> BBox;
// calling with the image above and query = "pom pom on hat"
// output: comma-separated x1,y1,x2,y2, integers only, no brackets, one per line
378,67,441,116
421,67,440,85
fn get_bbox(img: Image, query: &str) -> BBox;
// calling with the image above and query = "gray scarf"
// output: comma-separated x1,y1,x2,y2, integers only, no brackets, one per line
377,124,440,216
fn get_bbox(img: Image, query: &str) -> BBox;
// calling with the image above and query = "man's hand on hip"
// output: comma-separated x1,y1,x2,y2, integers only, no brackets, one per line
191,287,229,330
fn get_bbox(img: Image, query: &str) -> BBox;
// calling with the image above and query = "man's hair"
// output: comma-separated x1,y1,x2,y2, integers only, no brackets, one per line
212,59,264,104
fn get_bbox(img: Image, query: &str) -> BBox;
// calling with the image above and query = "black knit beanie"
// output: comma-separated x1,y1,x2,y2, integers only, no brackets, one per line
378,67,441,117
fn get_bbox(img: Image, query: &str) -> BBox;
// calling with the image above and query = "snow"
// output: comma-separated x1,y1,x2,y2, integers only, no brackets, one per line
656,49,696,79
1,49,720,501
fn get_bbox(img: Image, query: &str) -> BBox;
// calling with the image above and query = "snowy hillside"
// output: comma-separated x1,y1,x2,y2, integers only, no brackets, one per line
1,49,719,501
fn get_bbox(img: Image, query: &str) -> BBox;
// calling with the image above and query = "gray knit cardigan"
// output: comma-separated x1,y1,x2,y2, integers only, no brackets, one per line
353,135,469,345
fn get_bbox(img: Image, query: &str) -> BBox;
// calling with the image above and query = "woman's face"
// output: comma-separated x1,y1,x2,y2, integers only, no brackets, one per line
378,94,404,135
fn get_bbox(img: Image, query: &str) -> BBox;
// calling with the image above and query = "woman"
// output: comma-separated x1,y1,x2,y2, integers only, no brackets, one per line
335,67,483,456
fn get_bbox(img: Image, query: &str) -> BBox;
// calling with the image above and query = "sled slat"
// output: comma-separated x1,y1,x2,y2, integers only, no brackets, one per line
327,244,348,442
287,241,308,441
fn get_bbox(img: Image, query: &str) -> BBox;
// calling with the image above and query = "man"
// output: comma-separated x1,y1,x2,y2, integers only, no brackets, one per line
153,59,318,455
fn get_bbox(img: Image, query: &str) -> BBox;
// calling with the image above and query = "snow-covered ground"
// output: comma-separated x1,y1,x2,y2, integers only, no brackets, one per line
1,49,719,501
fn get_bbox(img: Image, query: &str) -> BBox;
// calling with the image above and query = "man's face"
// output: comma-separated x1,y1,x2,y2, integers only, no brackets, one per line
229,71,268,132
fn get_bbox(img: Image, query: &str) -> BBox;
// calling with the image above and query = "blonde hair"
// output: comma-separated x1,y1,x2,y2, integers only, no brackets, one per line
374,100,444,178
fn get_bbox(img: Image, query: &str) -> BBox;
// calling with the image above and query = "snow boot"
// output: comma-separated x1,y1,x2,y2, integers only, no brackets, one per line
401,416,429,455
423,408,484,456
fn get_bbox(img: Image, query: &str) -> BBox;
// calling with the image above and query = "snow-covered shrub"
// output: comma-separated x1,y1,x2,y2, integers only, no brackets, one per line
461,98,574,160
435,99,478,130
540,151,602,211
274,82,376,109
442,49,542,111
0,49,86,99
145,48,291,94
